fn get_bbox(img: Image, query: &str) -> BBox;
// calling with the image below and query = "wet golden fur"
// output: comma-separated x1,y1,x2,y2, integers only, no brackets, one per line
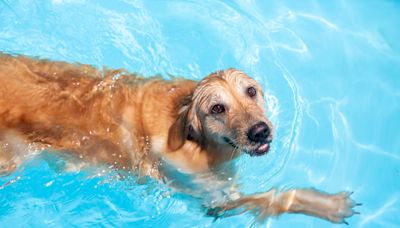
0,53,358,224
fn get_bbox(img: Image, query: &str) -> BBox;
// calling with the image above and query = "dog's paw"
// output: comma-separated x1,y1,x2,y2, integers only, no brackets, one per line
323,191,361,224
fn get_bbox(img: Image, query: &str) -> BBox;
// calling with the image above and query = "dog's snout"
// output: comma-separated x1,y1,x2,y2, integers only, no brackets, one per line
247,122,270,143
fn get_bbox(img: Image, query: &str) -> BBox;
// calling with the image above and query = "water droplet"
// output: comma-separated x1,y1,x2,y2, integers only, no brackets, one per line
45,180,54,187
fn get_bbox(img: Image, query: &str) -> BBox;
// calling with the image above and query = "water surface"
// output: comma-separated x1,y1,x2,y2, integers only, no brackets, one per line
0,0,399,227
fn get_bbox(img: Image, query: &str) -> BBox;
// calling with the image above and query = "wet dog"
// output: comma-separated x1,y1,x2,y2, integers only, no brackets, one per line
0,53,358,224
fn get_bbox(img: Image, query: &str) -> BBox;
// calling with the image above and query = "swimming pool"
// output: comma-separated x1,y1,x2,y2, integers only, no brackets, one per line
0,0,399,227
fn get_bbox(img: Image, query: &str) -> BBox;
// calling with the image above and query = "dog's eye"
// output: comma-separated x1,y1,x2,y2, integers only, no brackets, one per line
247,87,257,98
211,104,225,114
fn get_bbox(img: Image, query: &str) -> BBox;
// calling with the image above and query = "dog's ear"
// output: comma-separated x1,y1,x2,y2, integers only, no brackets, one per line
167,109,189,151
168,95,204,151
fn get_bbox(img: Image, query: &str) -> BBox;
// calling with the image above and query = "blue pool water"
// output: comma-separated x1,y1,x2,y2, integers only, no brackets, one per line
1,0,399,227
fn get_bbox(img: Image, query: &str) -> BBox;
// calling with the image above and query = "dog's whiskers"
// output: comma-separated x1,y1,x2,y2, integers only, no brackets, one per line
228,138,242,159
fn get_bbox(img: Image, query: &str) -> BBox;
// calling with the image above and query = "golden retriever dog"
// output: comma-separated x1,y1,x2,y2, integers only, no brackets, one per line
0,53,358,224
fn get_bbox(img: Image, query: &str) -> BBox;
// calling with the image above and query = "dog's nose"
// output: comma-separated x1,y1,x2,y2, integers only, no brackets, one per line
247,122,270,143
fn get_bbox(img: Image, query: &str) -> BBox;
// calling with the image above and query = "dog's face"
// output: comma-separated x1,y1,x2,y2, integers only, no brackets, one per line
168,69,273,156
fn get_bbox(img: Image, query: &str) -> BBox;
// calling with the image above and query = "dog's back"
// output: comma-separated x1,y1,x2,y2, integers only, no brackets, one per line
0,54,195,175
0,54,131,171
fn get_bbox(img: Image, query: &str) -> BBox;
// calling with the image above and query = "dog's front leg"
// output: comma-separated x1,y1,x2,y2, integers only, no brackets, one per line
212,188,359,224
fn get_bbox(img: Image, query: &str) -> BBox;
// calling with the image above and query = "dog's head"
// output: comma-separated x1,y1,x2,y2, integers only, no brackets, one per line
168,69,273,156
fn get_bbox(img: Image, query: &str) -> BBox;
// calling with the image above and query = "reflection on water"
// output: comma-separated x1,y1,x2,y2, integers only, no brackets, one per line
0,0,399,227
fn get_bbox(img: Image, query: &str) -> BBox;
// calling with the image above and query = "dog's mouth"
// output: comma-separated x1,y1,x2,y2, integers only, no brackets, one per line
223,137,271,156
